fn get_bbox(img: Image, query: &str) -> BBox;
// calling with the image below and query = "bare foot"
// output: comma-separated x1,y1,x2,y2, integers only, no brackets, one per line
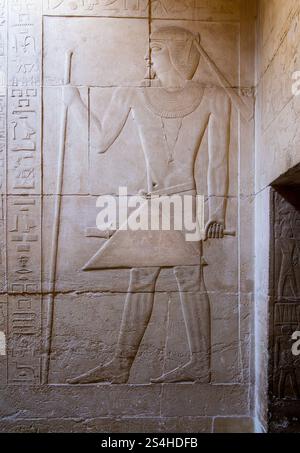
151,361,210,384
67,359,130,385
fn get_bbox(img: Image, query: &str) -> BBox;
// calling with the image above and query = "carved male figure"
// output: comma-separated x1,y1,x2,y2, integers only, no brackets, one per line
277,198,300,298
64,27,231,384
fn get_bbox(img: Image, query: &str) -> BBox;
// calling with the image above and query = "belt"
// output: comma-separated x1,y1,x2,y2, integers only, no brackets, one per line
143,182,196,198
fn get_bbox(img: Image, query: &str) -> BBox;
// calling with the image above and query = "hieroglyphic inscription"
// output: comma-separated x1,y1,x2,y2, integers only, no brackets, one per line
7,197,41,293
151,0,241,20
0,1,6,292
0,2,7,385
271,190,300,400
43,0,148,16
275,191,300,301
7,296,41,384
8,0,41,195
0,296,7,384
6,197,42,384
7,0,42,384
43,0,240,20
0,0,6,192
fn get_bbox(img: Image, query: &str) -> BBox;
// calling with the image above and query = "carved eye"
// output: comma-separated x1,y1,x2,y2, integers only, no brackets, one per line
151,45,162,53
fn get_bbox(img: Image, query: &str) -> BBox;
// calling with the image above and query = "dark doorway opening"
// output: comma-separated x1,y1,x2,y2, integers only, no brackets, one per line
269,164,300,432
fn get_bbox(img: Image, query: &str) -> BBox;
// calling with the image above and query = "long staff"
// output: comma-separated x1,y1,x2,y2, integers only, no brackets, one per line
42,51,73,384
194,40,253,122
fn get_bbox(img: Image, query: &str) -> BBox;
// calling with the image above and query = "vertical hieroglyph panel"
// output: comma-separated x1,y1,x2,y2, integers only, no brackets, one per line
270,189,300,402
7,0,42,385
0,0,6,205
7,0,41,195
0,1,7,384
0,295,7,384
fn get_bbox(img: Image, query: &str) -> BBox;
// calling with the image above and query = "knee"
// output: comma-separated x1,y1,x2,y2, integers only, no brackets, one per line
174,266,201,292
129,267,160,292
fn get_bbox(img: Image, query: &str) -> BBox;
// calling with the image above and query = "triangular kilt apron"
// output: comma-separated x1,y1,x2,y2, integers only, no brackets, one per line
83,187,202,270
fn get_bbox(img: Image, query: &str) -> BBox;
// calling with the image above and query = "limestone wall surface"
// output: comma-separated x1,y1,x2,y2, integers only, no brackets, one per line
255,0,300,432
0,0,256,433
256,0,300,192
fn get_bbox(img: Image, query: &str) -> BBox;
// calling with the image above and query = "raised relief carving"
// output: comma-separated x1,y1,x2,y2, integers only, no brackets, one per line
275,192,300,300
8,197,40,292
151,0,241,20
7,296,41,384
152,0,189,14
45,0,148,16
8,0,41,193
7,0,42,384
48,0,100,9
42,26,240,385
7,197,41,383
273,304,300,399
0,1,6,296
0,296,7,383
274,325,300,399
271,190,300,401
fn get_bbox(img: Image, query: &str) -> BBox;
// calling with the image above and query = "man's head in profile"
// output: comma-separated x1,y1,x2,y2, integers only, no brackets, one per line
148,27,201,86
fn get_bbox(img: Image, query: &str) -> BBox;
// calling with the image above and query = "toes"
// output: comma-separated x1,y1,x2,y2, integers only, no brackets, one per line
67,377,81,385
150,377,164,384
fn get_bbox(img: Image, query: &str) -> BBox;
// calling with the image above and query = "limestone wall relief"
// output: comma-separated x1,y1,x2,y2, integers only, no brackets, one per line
0,0,256,432
270,190,300,402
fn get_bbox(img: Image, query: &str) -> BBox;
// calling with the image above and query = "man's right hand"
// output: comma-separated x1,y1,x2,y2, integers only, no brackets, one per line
63,85,79,107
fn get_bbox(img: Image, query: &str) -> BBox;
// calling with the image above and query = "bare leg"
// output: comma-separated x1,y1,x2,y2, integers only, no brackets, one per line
151,265,211,383
68,267,160,384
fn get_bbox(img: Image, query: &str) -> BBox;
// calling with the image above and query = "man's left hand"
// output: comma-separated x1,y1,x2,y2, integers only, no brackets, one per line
205,221,225,240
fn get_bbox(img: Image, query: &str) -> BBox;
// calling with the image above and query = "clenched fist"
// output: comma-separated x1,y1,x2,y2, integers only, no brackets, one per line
205,221,225,240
